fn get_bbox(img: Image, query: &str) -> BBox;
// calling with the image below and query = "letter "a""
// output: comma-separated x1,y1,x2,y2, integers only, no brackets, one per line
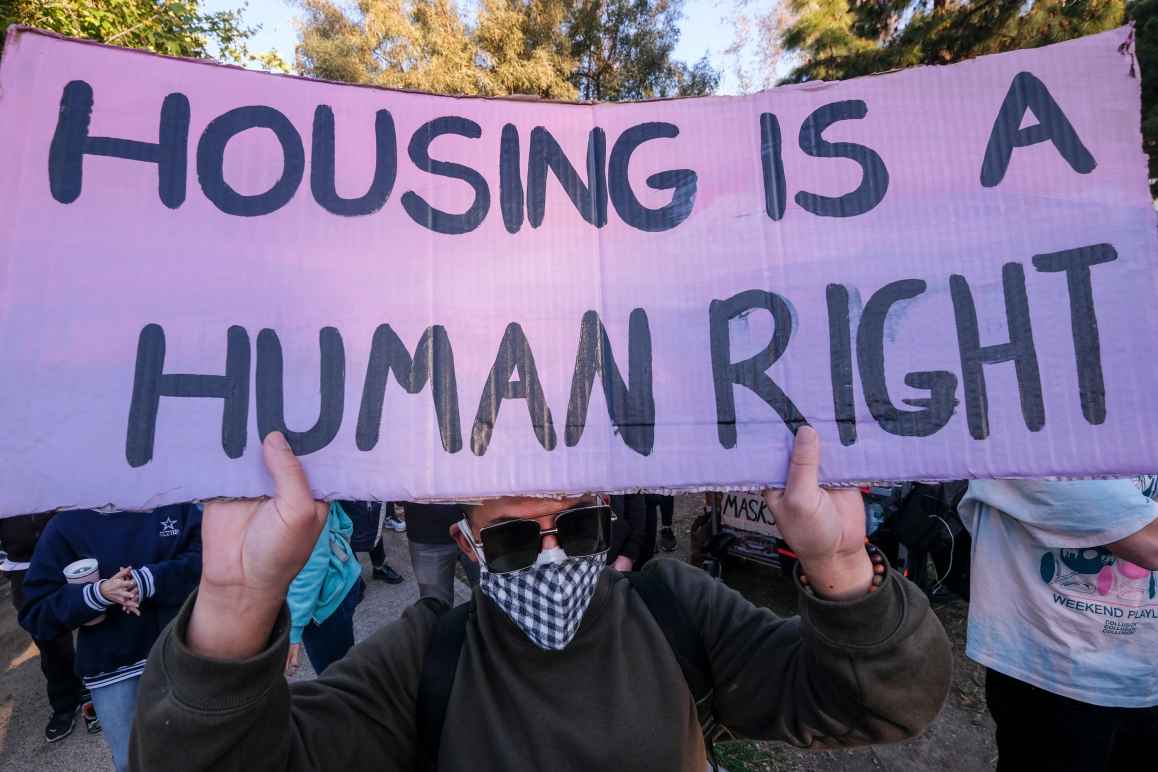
980,72,1096,187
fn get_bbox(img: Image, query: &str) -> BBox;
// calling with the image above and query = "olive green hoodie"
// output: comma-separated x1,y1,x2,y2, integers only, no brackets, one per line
131,558,951,771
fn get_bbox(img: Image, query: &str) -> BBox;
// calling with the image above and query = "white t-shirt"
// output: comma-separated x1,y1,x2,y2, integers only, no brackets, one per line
960,478,1158,708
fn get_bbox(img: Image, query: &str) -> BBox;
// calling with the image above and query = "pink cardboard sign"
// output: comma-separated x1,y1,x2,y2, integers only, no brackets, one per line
0,26,1155,514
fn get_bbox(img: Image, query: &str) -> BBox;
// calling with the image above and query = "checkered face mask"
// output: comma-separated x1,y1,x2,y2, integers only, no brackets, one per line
474,541,607,651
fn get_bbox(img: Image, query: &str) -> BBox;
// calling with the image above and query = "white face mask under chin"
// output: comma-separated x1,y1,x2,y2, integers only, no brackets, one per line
462,519,606,651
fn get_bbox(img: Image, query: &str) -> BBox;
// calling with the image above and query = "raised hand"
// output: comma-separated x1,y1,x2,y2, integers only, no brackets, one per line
188,432,327,660
763,426,874,601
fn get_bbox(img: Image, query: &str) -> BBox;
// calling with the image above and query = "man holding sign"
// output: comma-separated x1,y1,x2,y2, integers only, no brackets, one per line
129,427,951,771
0,23,1149,770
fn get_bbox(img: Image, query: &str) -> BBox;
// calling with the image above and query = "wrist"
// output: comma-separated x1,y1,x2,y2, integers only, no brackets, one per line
798,548,874,601
187,584,284,660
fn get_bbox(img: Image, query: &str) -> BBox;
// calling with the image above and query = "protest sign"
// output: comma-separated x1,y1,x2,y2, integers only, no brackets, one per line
718,493,782,540
0,26,1156,514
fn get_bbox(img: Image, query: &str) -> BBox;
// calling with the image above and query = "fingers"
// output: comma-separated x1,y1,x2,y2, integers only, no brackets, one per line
262,431,316,521
785,425,821,495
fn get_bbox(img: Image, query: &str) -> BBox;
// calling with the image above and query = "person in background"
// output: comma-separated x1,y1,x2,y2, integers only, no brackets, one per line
960,479,1158,771
131,428,952,771
0,512,93,742
338,501,403,584
607,494,655,571
20,504,201,772
382,502,407,534
650,494,678,552
404,502,477,608
285,502,365,676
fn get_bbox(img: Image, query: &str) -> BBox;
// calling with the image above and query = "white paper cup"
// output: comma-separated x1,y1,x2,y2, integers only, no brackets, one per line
63,558,105,625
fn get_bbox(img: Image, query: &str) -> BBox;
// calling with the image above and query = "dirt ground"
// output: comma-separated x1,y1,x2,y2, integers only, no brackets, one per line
0,496,996,771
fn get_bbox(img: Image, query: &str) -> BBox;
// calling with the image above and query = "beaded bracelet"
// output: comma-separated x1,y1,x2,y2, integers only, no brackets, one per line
798,542,887,596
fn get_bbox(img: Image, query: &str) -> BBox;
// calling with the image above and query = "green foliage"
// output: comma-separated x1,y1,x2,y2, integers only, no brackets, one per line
296,0,555,96
476,0,577,98
568,0,720,100
1130,0,1158,194
294,0,719,100
780,0,1157,197
1,0,258,61
782,0,1126,82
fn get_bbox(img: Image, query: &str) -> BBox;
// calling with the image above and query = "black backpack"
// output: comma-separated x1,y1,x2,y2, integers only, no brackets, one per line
414,570,728,771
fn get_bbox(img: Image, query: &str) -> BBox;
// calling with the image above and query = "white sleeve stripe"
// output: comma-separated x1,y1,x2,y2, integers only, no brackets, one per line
141,566,156,598
93,582,111,608
83,582,110,611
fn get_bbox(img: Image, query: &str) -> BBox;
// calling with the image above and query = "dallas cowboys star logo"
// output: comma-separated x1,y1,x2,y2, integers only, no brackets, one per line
159,517,180,537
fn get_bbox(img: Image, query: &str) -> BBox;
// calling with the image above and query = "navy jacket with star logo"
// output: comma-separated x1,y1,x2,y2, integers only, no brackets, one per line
18,504,201,687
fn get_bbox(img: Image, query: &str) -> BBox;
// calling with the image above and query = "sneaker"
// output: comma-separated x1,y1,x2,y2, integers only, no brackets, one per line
82,702,101,734
373,564,404,584
659,527,678,553
383,514,406,533
45,708,76,743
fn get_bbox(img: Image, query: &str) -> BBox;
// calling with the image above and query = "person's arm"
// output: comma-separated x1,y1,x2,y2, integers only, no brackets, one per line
131,590,432,771
672,425,949,747
286,528,332,645
17,519,109,636
615,495,648,567
1107,518,1158,570
132,504,204,607
131,433,428,771
964,478,1158,570
649,555,950,747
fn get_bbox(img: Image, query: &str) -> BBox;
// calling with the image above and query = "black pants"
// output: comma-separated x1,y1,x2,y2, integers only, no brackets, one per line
366,540,385,568
7,571,85,715
645,494,674,528
986,668,1158,772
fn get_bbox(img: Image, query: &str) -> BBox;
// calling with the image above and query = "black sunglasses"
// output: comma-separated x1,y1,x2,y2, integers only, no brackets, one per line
471,504,616,574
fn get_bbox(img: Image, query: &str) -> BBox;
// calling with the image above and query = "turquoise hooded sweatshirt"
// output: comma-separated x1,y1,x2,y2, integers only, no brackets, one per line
286,503,362,645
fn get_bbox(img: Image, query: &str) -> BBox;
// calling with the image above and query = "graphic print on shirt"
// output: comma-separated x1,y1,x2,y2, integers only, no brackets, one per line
158,517,180,537
1039,546,1158,636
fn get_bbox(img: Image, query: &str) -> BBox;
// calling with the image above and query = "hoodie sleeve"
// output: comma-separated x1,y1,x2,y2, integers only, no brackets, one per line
285,523,332,644
18,517,108,638
133,504,203,607
647,557,952,748
131,592,432,772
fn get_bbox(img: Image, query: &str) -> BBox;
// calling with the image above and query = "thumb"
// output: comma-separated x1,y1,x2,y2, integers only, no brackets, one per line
785,425,821,495
262,431,315,521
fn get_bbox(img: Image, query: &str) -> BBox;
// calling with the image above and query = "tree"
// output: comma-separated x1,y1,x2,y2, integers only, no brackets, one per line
295,0,719,100
296,0,577,97
296,0,499,94
779,0,1126,83
1130,0,1158,195
567,0,720,100
1,0,258,61
475,0,578,98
